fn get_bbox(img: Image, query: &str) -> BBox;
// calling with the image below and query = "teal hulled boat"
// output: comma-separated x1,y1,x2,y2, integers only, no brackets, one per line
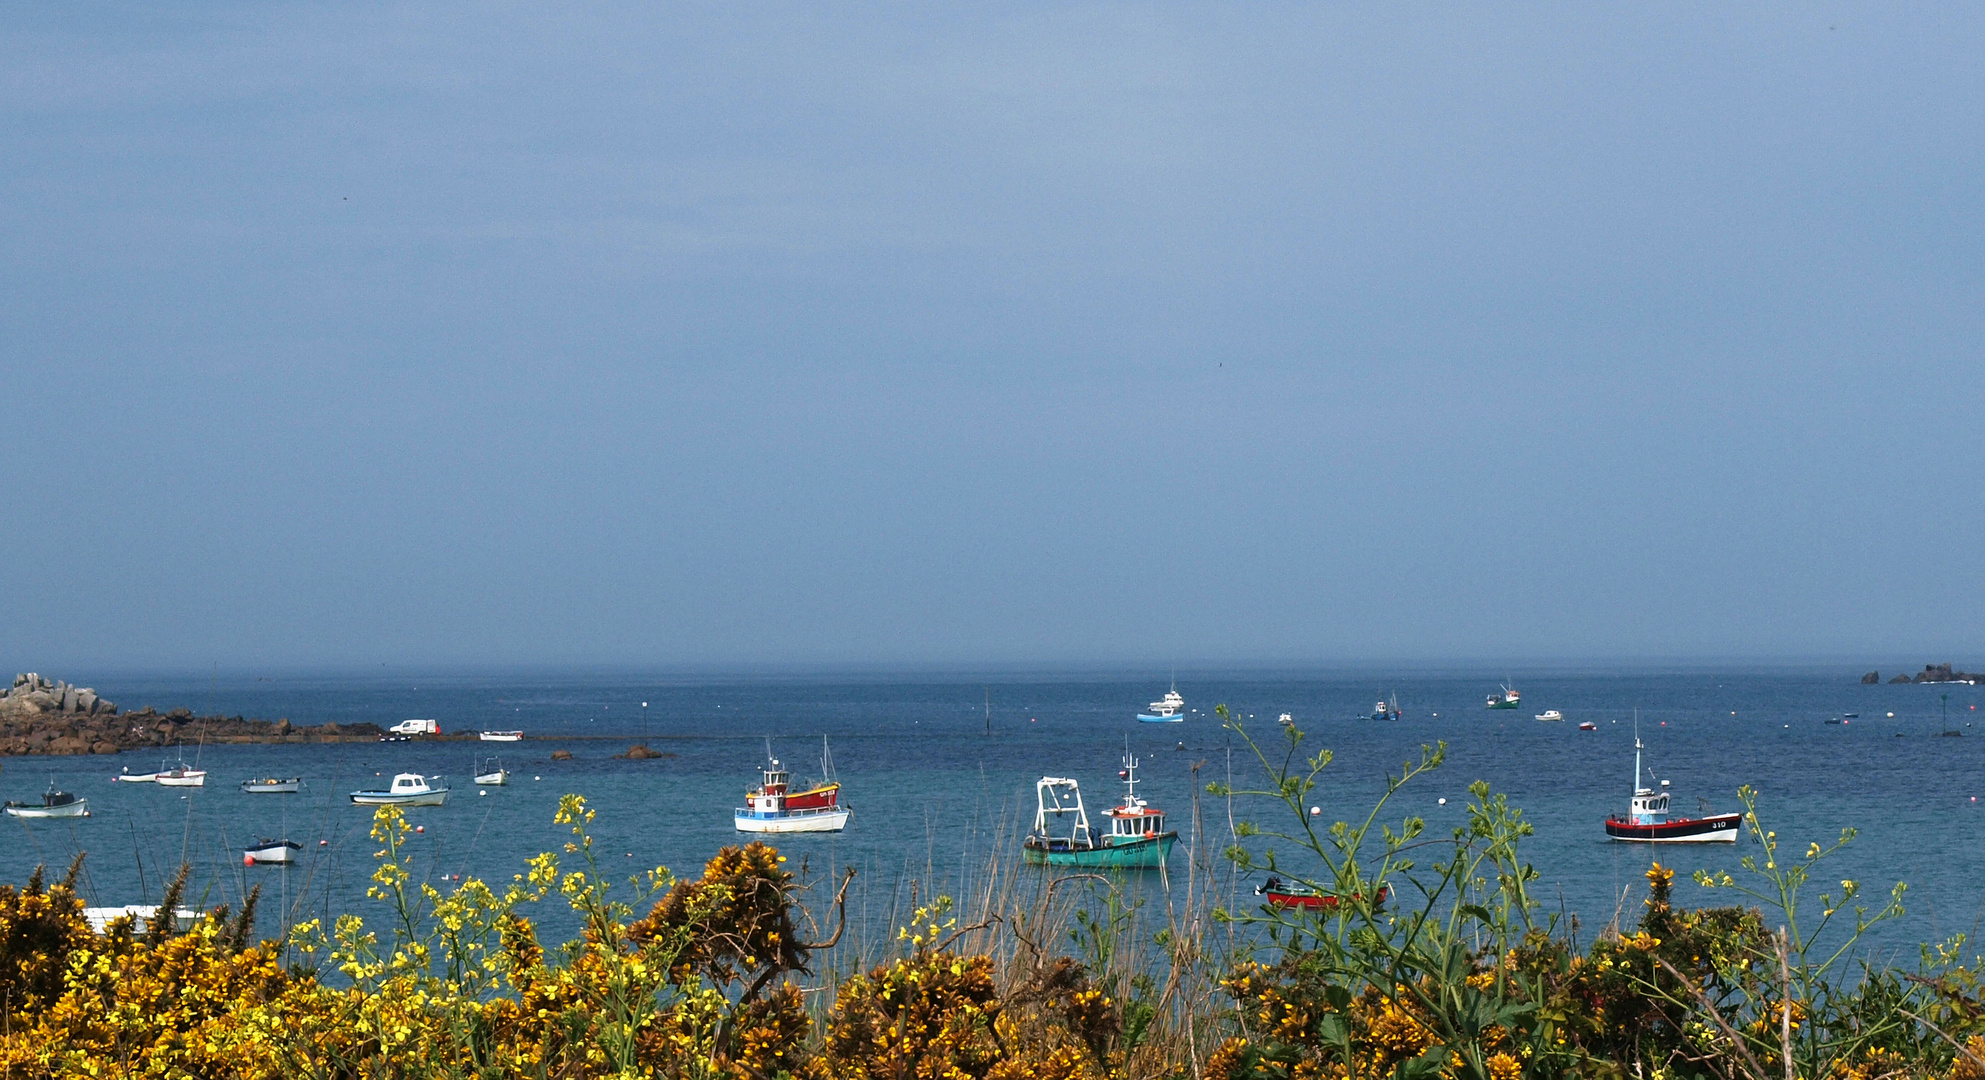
1486,682,1520,710
1022,746,1176,868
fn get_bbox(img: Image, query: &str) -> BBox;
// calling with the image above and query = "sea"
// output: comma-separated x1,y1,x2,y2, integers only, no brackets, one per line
3,667,1981,968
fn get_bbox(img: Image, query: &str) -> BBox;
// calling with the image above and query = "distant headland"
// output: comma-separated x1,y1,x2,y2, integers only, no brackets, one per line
0,671,384,756
1862,663,1981,685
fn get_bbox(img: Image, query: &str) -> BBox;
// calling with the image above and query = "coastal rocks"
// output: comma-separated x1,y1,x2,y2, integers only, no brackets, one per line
2,673,115,717
618,744,671,760
550,749,573,761
1912,663,1981,684
0,703,387,757
1862,671,1880,684
1889,674,1913,684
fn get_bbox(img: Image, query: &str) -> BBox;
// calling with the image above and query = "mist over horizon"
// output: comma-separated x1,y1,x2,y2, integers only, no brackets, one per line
4,5,1980,671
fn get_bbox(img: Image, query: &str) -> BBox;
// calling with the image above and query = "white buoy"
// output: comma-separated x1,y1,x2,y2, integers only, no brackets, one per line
1438,798,1447,806
480,790,488,797
1309,806,1320,816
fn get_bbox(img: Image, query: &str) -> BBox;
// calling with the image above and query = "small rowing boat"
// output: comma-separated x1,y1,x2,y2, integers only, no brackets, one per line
1254,877,1388,911
240,777,303,794
478,730,523,742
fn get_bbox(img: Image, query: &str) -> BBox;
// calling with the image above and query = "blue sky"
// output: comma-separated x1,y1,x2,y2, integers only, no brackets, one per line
2,4,1979,669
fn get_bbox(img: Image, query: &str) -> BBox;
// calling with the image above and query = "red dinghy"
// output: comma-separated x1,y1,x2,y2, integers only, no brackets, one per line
1603,735,1739,843
1254,878,1387,910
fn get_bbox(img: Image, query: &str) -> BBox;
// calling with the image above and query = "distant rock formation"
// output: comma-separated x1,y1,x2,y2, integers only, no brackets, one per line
618,744,672,760
550,749,573,761
1911,663,1980,684
1889,674,1914,684
1862,671,1880,684
1,673,115,717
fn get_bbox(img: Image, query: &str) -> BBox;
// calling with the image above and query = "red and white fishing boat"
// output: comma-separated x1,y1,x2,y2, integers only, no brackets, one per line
734,739,849,834
1604,736,1739,843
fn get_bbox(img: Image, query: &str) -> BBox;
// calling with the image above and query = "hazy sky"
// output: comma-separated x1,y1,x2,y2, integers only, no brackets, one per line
3,4,1979,670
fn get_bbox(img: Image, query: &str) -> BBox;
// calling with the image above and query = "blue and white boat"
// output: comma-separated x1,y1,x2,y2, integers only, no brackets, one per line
1136,681,1185,723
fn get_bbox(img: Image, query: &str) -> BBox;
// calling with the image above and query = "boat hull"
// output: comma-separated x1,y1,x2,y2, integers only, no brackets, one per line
474,771,509,786
241,780,301,794
351,790,449,806
478,732,523,742
1135,713,1183,723
1487,701,1518,710
157,774,206,788
734,807,850,833
1605,813,1740,843
1022,833,1174,868
114,772,159,783
5,800,87,819
1260,885,1389,911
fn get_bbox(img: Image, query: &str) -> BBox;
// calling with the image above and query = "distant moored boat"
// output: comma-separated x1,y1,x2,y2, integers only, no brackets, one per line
1603,736,1738,843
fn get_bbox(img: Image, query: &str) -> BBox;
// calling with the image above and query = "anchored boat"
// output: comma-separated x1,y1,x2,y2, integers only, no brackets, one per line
113,767,159,783
1603,736,1739,843
1487,682,1521,709
473,757,510,786
478,730,523,742
4,782,87,818
1022,744,1176,868
1136,678,1185,723
350,773,450,806
156,759,207,788
1364,694,1401,721
240,777,303,794
1254,876,1388,911
243,838,302,864
1535,710,1564,723
734,739,849,833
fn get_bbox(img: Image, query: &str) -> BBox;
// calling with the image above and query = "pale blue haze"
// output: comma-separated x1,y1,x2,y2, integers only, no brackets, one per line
1,5,1981,667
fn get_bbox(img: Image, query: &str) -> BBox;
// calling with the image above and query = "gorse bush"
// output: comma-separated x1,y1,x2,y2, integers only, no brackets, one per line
2,722,1985,1079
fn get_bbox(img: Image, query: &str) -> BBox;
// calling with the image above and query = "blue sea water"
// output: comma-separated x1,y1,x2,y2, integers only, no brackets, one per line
3,668,1981,965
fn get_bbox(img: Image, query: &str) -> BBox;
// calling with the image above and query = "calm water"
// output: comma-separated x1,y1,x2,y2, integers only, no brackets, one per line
3,668,1981,962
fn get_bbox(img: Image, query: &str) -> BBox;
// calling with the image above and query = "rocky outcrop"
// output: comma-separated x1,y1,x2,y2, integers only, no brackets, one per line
618,744,672,760
1889,674,1914,684
1911,663,1980,685
1,673,115,717
0,705,385,757
550,749,573,761
1862,671,1880,684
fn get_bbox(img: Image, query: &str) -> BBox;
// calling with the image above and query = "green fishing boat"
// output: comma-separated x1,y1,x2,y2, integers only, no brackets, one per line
1022,745,1176,868
1486,682,1521,710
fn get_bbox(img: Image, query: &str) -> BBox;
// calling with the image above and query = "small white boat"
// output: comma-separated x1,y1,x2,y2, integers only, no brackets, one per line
1535,710,1564,723
350,773,450,806
1278,712,1295,726
156,760,207,787
5,784,87,818
240,777,303,794
113,768,159,783
473,757,510,786
83,905,197,934
243,838,302,864
478,730,523,742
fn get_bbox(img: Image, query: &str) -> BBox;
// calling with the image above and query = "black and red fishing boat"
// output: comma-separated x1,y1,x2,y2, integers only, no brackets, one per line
1603,735,1739,843
1254,877,1388,911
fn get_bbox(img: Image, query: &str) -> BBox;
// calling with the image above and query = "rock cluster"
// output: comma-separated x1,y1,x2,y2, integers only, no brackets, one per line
618,744,672,760
1883,664,1980,685
0,702,386,757
2,673,115,716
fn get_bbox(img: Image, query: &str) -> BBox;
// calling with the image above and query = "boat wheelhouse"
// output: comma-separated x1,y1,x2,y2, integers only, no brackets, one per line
734,740,849,833
1022,745,1176,868
350,773,450,806
1603,737,1739,843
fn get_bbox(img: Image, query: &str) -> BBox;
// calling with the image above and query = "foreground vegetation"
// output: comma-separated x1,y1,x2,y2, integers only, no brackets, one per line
4,715,1985,1079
